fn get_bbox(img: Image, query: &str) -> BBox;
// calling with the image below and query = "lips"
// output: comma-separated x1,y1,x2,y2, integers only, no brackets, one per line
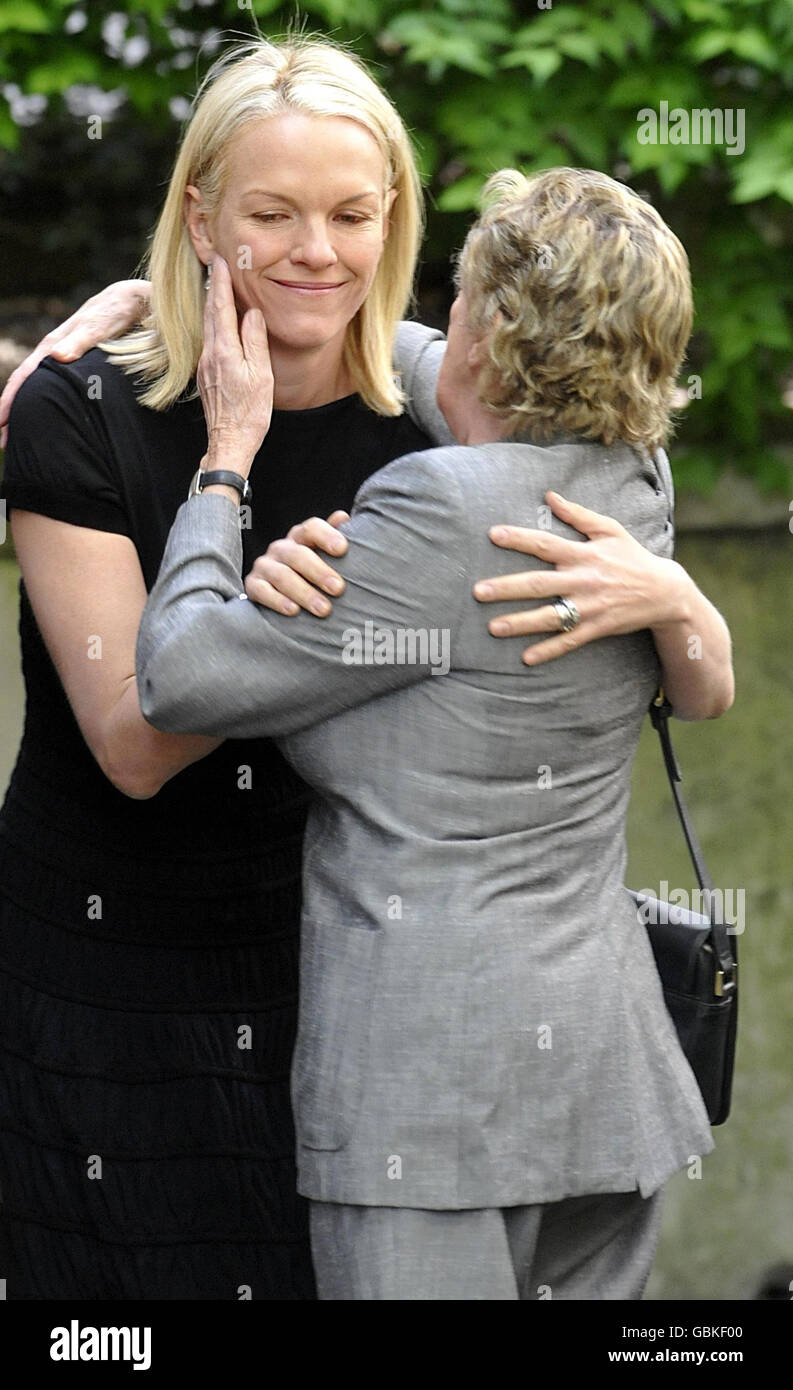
270,280,347,292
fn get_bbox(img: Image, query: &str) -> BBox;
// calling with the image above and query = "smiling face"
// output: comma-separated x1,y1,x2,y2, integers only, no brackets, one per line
184,112,395,358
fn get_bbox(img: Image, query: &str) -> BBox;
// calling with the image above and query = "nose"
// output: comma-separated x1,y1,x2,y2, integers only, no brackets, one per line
289,217,338,270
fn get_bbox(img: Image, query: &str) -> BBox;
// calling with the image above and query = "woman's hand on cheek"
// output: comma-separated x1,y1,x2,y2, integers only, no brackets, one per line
197,255,274,473
244,511,350,617
473,491,685,665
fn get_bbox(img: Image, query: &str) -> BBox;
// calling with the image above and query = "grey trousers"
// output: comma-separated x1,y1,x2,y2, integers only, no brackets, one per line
309,1186,665,1301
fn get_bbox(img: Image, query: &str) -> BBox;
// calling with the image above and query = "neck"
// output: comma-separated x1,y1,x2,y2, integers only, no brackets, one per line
454,403,510,446
461,420,504,445
269,335,354,411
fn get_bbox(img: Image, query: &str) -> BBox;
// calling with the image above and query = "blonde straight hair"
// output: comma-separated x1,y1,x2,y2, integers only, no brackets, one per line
102,37,424,415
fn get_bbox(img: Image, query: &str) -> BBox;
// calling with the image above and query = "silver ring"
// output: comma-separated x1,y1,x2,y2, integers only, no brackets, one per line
552,597,581,632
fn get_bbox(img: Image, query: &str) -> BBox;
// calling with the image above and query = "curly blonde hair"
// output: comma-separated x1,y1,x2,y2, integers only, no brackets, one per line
457,167,693,449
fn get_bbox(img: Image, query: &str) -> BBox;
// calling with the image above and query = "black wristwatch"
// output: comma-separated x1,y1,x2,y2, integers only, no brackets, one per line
188,468,253,504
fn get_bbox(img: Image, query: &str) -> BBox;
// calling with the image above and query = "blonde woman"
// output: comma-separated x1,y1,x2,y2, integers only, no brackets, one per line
0,36,730,1301
133,167,731,1300
0,36,429,1302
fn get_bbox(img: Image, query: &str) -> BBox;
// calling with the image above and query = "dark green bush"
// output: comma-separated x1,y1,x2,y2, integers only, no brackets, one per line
1,0,791,491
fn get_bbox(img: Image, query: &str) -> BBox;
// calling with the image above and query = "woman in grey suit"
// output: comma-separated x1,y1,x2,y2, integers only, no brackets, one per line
136,165,731,1301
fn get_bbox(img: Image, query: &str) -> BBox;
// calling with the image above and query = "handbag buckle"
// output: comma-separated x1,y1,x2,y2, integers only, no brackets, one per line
715,965,737,998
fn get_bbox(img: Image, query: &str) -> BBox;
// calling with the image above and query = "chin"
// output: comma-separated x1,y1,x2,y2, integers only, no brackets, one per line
267,319,349,353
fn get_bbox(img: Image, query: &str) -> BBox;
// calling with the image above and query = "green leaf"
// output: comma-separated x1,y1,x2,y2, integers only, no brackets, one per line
646,0,683,23
656,160,692,193
606,66,705,110
0,101,20,149
731,166,781,202
310,0,381,25
627,133,713,177
730,122,793,202
582,16,628,64
680,0,731,21
685,26,779,68
557,32,602,67
436,0,511,15
381,14,504,77
611,1,655,57
684,28,736,61
730,27,782,68
511,11,587,46
0,0,50,34
501,46,562,84
436,173,486,212
126,0,183,20
27,53,102,93
552,118,610,167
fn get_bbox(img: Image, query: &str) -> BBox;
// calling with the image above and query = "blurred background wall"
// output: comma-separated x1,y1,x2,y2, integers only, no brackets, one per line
0,0,791,1300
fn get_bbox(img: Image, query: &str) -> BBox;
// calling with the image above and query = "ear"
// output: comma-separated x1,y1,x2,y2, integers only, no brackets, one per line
382,187,398,241
183,185,214,265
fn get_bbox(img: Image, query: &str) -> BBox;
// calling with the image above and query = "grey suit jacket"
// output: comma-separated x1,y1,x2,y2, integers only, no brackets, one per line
137,322,714,1208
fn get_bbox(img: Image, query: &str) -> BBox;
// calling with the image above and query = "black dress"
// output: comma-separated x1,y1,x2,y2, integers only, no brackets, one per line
0,349,430,1299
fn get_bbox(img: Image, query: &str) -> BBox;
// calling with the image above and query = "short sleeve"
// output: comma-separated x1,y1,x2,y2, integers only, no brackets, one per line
0,358,131,536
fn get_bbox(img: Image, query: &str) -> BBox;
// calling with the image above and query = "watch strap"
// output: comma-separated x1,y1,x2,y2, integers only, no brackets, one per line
192,469,252,502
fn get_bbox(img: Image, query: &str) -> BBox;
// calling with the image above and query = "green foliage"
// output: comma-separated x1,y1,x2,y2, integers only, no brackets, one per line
0,0,792,492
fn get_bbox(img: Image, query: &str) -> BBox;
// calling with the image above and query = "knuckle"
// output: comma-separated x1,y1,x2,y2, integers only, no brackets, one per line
263,559,287,584
582,567,604,593
244,575,265,600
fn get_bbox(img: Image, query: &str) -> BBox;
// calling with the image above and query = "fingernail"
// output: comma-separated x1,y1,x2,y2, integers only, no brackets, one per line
325,577,344,594
282,600,299,616
310,597,330,616
474,582,493,598
490,620,509,635
490,527,508,542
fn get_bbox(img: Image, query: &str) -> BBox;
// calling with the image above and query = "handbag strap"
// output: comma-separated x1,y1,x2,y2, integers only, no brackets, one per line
648,691,737,995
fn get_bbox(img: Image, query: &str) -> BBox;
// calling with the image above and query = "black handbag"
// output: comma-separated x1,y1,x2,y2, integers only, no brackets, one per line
626,692,738,1126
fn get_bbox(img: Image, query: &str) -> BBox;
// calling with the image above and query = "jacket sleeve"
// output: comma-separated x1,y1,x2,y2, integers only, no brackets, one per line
136,450,470,740
393,321,455,446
